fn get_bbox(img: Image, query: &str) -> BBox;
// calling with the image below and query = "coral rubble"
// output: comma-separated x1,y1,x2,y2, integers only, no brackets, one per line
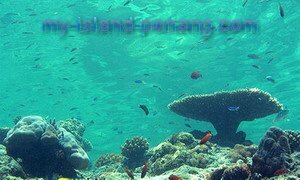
168,88,282,146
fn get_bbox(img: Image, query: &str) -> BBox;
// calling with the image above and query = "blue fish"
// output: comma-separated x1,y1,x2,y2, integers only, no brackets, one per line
228,106,240,111
266,76,275,83
134,80,144,84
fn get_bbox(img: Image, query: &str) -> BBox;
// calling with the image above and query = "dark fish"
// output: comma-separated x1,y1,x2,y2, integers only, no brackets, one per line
34,58,40,61
22,32,34,34
141,162,148,178
268,58,274,64
247,54,260,59
48,93,53,96
69,57,75,61
184,124,191,128
190,71,202,79
143,73,150,76
70,107,78,111
62,77,69,81
177,51,184,55
139,104,149,115
67,4,76,8
140,7,148,11
5,13,18,16
177,93,187,98
89,120,95,124
224,83,230,87
242,0,248,7
124,167,134,179
252,65,260,69
93,97,98,101
108,5,112,11
25,43,34,49
70,48,77,52
265,51,274,54
153,85,162,91
279,3,284,18
29,13,37,16
175,37,183,42
168,121,175,125
72,62,78,64
124,0,132,6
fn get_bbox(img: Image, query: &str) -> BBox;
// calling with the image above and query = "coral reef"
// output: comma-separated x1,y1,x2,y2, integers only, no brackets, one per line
121,136,149,169
0,127,10,144
285,130,300,153
0,144,26,179
210,163,251,180
95,153,124,168
3,115,90,178
251,126,294,177
168,88,282,146
227,144,257,163
59,118,93,152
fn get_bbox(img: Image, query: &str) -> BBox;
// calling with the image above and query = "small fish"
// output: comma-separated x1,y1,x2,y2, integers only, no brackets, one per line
274,168,289,176
89,120,95,124
124,167,134,179
169,174,182,180
190,71,202,79
62,77,69,81
228,106,240,111
143,73,150,76
70,107,78,111
141,162,148,178
247,54,260,59
242,0,248,7
29,13,37,16
274,109,289,122
139,105,149,115
22,32,34,34
177,51,184,55
48,93,53,96
279,3,284,18
200,131,212,145
184,124,191,128
134,80,144,84
268,58,274,64
69,57,75,61
266,76,275,83
153,85,162,91
176,37,183,42
140,7,148,11
34,58,40,61
93,97,98,101
107,5,112,11
252,65,260,69
67,4,76,8
70,48,77,52
72,62,78,64
178,93,187,98
124,0,132,6
25,43,34,49
265,51,274,54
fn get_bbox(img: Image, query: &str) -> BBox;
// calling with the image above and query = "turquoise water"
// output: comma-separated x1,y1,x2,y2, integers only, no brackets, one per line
0,0,299,162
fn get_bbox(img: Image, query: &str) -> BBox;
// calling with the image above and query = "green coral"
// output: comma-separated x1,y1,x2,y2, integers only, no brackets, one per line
227,144,257,163
169,132,197,148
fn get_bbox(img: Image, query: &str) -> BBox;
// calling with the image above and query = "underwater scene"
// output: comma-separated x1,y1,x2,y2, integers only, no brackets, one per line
0,0,299,179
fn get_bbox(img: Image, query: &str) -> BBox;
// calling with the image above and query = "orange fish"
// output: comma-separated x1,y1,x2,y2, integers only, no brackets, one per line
274,168,289,176
169,174,182,180
124,167,134,179
141,162,148,178
199,131,212,145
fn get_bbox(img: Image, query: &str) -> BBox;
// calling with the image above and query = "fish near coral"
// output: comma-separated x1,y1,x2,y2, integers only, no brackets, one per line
124,167,134,179
141,162,148,178
169,174,182,180
200,131,212,145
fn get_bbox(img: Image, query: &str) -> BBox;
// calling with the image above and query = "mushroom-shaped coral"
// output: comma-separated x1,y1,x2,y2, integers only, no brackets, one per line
251,126,293,177
121,136,149,169
168,88,282,146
